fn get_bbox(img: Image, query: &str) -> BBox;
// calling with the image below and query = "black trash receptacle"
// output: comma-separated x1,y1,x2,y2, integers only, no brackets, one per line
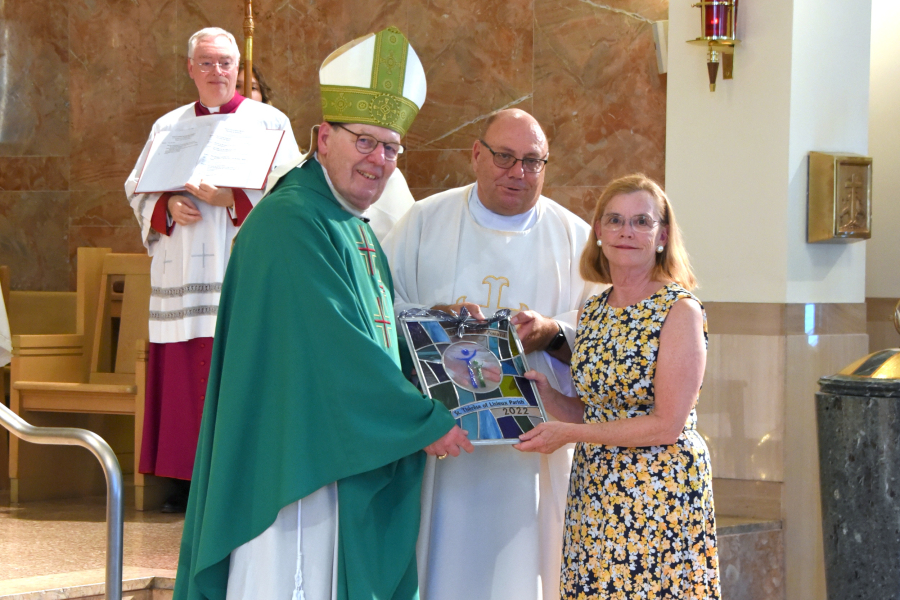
817,348,900,600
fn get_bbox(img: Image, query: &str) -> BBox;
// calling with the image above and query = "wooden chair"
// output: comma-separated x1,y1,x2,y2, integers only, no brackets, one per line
9,249,164,509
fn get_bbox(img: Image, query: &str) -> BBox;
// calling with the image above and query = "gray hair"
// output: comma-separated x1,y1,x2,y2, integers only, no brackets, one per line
188,27,240,60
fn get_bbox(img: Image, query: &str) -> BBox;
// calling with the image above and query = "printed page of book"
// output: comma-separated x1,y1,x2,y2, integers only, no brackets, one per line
135,121,284,193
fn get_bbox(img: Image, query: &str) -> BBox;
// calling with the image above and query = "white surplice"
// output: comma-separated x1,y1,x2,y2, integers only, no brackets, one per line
0,289,10,367
124,100,301,344
381,184,602,600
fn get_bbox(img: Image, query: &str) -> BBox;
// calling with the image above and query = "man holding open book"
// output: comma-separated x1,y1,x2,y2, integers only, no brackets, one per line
124,27,300,512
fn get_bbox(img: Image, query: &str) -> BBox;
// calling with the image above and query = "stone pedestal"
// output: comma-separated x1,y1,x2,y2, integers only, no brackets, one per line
817,373,900,599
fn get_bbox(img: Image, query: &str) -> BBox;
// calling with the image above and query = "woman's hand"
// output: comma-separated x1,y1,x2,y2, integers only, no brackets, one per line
514,421,573,454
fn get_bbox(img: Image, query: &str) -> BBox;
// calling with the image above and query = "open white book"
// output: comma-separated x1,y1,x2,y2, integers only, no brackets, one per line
135,120,285,193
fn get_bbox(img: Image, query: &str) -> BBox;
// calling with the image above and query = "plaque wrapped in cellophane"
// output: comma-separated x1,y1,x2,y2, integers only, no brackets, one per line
398,308,548,445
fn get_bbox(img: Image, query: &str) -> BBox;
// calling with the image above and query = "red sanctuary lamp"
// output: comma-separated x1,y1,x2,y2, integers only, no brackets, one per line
688,0,740,91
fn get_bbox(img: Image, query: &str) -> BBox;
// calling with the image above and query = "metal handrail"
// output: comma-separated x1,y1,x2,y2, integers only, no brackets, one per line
0,403,123,600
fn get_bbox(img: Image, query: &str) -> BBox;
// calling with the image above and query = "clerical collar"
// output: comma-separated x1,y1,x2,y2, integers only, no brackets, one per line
194,93,245,117
468,184,538,232
314,153,368,221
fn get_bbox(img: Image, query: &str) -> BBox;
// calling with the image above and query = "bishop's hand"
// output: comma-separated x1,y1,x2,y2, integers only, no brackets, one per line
167,194,202,226
424,425,474,458
185,180,235,208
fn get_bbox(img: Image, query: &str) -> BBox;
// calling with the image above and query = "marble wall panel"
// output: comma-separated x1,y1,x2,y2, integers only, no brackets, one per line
0,158,69,191
69,0,146,192
0,192,70,291
534,0,667,189
0,0,69,157
408,0,535,150
70,191,139,228
2,0,669,288
698,333,786,481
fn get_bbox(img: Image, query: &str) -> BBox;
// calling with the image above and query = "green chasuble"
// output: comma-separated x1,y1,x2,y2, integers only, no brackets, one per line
173,159,456,600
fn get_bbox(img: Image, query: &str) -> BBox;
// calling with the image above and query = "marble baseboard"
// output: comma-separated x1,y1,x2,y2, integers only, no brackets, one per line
718,526,785,600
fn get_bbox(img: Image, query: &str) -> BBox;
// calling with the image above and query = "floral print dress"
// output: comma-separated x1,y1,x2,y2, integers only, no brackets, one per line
561,283,720,599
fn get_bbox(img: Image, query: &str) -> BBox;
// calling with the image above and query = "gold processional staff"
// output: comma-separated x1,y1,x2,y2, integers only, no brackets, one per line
242,0,254,98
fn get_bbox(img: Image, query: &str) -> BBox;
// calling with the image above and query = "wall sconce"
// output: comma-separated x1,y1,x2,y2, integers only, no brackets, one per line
688,1,739,91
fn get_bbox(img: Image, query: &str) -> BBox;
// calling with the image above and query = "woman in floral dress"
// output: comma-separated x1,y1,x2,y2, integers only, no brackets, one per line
515,174,720,599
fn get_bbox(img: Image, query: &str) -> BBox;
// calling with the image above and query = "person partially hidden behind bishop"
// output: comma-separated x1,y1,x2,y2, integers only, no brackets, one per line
124,27,300,512
381,108,601,600
173,27,471,600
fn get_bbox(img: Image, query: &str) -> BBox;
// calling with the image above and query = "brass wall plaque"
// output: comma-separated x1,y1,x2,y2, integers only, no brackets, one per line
808,151,872,243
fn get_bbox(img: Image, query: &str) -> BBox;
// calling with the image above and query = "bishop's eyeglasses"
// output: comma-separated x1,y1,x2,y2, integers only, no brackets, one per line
335,123,405,161
478,140,549,173
600,213,660,233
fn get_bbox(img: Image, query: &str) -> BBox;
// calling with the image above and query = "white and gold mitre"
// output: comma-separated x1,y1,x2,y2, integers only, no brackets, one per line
319,26,426,137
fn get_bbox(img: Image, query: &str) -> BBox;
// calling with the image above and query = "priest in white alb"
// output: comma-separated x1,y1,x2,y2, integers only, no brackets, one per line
381,108,602,600
124,27,300,512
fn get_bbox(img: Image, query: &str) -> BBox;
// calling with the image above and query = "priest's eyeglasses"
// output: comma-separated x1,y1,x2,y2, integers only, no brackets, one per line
600,213,660,233
478,140,549,173
192,59,237,73
335,124,405,161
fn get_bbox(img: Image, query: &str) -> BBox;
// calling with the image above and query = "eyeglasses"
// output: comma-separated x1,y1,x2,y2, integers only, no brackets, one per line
335,124,405,161
192,59,237,73
478,140,548,173
600,213,660,233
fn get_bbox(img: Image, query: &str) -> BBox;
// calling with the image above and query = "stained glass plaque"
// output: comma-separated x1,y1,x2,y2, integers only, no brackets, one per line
399,309,548,445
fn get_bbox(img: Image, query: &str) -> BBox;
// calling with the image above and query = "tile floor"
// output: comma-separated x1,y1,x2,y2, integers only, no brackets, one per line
0,491,181,586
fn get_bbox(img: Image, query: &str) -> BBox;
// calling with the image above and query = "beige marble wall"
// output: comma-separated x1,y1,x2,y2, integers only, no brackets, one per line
0,0,668,291
698,300,869,600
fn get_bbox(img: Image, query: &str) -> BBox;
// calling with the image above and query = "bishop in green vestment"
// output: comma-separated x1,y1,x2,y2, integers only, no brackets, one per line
173,27,472,600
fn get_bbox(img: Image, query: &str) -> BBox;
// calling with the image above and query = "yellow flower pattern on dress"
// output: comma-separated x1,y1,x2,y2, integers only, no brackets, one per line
563,283,720,599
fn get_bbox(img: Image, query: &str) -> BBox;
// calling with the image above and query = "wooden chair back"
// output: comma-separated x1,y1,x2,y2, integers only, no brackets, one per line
88,254,151,386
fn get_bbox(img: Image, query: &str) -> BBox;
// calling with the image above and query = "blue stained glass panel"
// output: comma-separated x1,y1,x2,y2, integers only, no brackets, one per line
406,321,433,349
473,388,502,400
479,410,503,439
457,387,476,406
422,362,439,387
518,377,538,406
497,415,523,438
498,337,511,359
399,313,546,445
514,355,526,372
430,381,459,410
460,412,479,435
416,345,442,361
430,361,449,382
422,321,451,343
514,415,535,433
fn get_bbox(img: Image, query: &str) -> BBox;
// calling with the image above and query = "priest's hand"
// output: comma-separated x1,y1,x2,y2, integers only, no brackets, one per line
168,195,202,226
424,425,474,458
185,180,235,208
511,311,564,356
431,303,487,320
514,421,575,454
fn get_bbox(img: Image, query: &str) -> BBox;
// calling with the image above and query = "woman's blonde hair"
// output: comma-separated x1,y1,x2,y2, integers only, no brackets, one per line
580,173,697,290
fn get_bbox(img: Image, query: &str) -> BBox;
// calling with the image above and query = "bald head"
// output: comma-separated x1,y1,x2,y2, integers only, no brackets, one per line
472,109,549,216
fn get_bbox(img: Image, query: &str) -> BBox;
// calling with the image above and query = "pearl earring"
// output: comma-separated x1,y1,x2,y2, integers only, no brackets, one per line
656,245,664,253
596,239,602,247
